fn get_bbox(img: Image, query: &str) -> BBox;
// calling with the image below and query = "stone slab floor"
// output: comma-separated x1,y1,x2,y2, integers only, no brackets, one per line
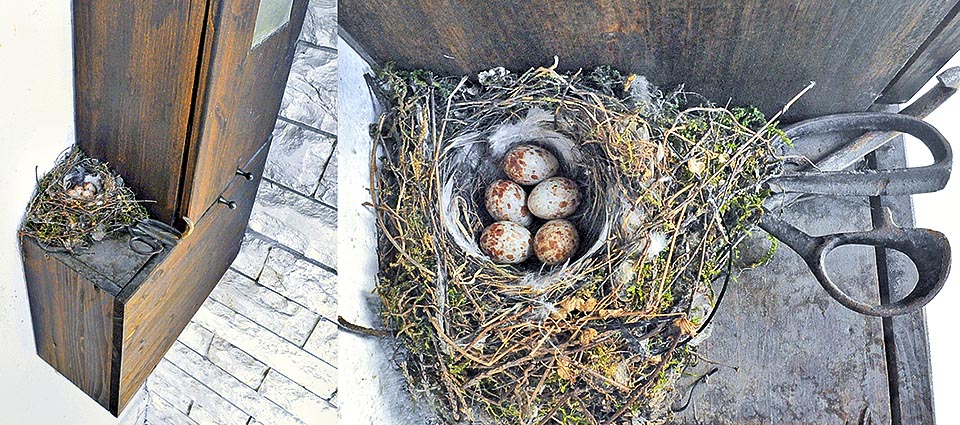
125,1,339,424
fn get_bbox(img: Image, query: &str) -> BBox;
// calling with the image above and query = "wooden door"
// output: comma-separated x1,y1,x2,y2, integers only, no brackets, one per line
74,0,308,227
73,0,208,224
179,0,309,223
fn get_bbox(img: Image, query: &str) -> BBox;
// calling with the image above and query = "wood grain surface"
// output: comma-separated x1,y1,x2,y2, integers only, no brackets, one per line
673,131,893,424
117,139,269,410
870,140,935,425
340,0,960,122
73,0,208,224
22,238,119,412
880,1,960,102
179,0,308,222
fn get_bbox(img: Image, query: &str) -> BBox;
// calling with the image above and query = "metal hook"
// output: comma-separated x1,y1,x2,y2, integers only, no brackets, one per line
218,197,238,209
236,168,254,181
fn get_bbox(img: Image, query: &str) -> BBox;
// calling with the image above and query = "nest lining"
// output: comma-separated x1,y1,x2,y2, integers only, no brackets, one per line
371,63,788,424
20,146,149,252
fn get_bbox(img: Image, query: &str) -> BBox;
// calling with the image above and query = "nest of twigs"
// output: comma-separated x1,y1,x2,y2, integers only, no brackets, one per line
20,146,149,252
370,63,789,424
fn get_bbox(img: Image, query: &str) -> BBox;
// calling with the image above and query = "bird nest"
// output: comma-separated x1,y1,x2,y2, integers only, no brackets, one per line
20,146,149,252
370,63,788,424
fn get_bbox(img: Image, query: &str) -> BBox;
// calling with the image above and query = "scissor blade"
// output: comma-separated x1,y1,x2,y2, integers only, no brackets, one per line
799,66,959,172
133,219,181,245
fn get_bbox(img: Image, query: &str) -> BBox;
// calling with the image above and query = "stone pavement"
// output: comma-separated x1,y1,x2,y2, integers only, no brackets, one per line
130,1,339,424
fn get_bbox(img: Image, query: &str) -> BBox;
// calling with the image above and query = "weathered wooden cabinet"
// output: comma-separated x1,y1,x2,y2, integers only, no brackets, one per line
22,0,308,415
340,1,960,423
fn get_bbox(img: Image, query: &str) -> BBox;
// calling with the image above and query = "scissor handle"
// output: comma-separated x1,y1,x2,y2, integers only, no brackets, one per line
129,235,164,255
767,112,952,196
759,209,950,317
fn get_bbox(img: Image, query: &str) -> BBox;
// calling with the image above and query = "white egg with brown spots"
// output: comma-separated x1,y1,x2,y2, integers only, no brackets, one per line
485,179,533,226
534,219,579,265
480,221,533,264
527,177,581,219
502,144,559,185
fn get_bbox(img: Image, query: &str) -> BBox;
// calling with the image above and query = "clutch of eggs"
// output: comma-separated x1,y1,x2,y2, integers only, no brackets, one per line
481,142,582,265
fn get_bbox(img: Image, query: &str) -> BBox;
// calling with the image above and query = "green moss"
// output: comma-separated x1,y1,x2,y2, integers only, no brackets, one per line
485,402,523,422
556,405,590,425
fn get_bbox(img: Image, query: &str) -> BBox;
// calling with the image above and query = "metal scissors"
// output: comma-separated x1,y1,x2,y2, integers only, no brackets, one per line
128,219,181,255
759,112,952,317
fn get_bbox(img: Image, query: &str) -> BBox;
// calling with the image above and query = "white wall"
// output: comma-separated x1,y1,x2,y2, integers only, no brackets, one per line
0,2,132,423
907,54,960,424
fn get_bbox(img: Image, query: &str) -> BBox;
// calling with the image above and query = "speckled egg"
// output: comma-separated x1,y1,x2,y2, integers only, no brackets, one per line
534,219,580,265
480,221,533,264
485,179,533,226
502,144,559,185
527,177,581,219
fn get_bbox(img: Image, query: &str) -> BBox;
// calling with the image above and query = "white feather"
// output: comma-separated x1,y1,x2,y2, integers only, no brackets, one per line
440,179,485,258
646,231,669,259
486,108,581,166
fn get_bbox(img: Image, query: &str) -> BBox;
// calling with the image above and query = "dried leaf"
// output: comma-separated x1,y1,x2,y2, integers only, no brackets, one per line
557,356,574,381
582,297,598,312
688,158,706,175
579,328,599,345
550,308,567,321
674,316,698,336
559,297,585,314
613,362,630,386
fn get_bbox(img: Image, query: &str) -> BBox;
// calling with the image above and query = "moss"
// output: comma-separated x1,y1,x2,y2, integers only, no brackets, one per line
556,405,590,425
587,342,621,378
485,402,523,422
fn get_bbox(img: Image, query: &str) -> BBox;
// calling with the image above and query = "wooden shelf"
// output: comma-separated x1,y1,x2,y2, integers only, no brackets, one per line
23,141,268,415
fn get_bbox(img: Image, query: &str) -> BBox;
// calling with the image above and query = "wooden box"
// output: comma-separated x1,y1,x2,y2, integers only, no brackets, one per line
21,0,308,415
22,141,267,415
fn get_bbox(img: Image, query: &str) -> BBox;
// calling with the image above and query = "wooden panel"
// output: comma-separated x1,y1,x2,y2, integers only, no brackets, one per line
73,0,208,224
880,1,960,102
117,139,269,410
22,238,118,412
871,140,935,425
179,0,308,222
675,198,891,423
340,0,960,122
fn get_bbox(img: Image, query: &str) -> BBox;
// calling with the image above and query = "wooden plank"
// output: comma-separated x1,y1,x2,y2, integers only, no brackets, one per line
674,133,892,423
339,0,958,122
880,1,960,103
21,238,118,412
870,139,935,425
179,0,308,223
73,0,208,224
117,140,269,411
